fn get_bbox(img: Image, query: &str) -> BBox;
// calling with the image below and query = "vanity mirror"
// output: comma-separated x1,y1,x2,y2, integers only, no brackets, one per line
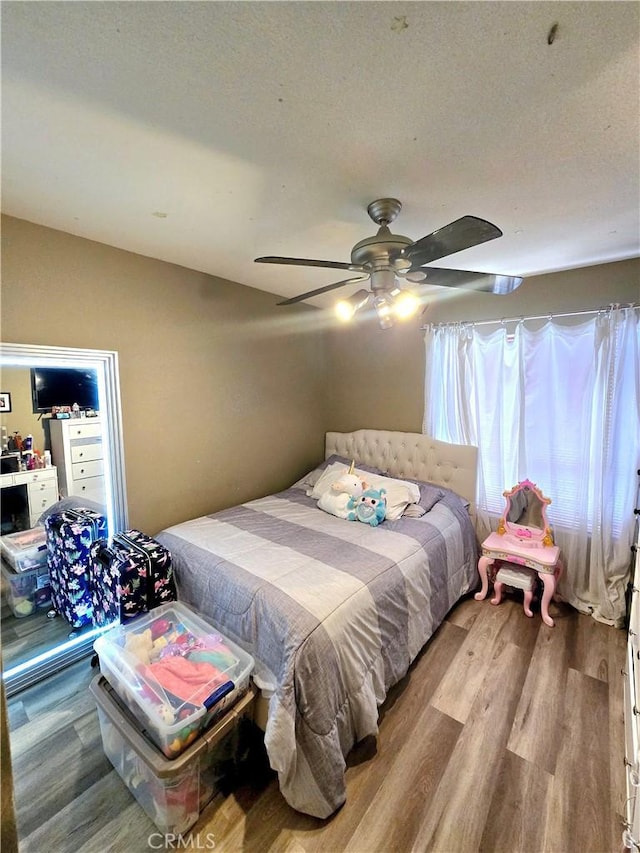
0,342,128,696
497,479,554,546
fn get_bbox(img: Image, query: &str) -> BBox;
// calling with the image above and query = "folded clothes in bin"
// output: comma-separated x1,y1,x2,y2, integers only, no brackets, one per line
143,656,234,707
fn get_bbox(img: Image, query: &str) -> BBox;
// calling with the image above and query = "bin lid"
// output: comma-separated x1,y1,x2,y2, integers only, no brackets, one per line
93,602,254,730
0,526,47,553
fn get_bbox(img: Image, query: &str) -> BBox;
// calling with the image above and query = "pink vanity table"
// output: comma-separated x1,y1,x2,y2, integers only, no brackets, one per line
474,479,563,627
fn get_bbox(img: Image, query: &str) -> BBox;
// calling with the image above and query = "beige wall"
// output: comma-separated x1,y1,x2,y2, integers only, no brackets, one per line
1,215,329,534
325,258,640,432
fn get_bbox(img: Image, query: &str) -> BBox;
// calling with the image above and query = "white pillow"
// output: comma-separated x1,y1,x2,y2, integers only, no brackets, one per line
402,503,428,518
311,463,420,521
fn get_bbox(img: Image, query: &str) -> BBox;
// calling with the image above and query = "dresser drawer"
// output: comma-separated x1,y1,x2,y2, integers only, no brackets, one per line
625,643,640,768
631,587,640,647
27,477,58,496
72,459,104,480
70,476,105,503
632,549,640,638
28,483,59,519
627,781,640,852
14,467,57,486
66,421,102,440
70,441,103,464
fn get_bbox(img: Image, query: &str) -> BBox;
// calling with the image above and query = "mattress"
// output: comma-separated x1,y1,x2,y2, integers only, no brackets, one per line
156,485,478,818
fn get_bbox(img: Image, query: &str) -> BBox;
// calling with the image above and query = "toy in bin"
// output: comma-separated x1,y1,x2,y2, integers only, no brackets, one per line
93,602,254,758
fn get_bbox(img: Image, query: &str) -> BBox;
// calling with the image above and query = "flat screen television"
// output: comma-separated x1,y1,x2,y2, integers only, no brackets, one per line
30,366,99,413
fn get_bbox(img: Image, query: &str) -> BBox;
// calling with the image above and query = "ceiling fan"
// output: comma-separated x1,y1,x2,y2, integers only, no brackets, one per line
255,198,523,328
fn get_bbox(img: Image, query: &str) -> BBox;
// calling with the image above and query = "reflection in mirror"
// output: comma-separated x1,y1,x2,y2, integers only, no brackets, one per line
498,479,554,546
0,343,128,696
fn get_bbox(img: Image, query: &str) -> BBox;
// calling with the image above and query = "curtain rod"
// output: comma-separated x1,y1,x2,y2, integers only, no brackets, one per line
420,302,638,330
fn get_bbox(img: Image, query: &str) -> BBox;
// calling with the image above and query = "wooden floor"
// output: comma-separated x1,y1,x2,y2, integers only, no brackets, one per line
6,595,628,853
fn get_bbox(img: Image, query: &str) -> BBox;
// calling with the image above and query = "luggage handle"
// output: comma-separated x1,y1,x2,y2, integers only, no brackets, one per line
95,547,114,568
203,680,235,710
66,508,102,541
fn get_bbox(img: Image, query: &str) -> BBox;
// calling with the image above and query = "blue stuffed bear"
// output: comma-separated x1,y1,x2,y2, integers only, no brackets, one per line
347,488,387,526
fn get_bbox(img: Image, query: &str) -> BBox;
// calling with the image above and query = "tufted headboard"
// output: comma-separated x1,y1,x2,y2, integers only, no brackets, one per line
325,429,478,513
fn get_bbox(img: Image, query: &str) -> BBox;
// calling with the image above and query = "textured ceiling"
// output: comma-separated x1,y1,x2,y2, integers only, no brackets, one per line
2,2,639,306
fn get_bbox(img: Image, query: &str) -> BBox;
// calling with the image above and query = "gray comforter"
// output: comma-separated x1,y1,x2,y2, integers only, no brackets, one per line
156,486,478,818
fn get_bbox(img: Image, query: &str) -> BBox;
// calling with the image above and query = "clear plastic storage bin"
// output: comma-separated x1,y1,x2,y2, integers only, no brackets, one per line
93,601,255,757
1,559,51,617
0,526,48,572
90,675,256,835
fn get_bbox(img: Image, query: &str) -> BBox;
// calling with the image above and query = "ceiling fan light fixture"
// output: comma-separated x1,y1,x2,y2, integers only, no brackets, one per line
393,290,420,320
373,294,395,330
335,289,370,322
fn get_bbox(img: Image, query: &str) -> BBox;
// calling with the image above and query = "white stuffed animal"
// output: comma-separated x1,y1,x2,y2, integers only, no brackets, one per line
318,470,367,519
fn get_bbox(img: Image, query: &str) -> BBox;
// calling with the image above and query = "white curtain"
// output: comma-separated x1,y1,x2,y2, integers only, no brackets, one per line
424,305,640,627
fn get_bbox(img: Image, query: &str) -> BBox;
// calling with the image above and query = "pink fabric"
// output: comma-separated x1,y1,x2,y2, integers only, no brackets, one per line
147,655,227,704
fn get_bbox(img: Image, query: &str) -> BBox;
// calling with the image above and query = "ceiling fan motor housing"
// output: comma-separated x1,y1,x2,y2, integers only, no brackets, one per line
350,226,413,271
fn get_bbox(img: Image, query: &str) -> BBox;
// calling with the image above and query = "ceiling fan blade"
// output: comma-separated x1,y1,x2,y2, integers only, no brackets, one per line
417,267,523,294
400,216,503,267
256,255,365,272
277,276,370,306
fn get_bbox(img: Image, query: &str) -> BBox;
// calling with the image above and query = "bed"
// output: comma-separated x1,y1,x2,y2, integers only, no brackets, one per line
155,429,479,818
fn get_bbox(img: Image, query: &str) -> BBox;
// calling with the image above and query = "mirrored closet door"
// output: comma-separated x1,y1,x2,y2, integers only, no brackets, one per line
0,343,128,696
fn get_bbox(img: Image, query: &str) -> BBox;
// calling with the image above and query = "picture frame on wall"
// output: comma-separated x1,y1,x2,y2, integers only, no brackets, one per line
0,392,12,412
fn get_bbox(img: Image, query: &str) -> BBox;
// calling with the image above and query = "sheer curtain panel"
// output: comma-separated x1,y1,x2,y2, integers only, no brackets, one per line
423,306,640,626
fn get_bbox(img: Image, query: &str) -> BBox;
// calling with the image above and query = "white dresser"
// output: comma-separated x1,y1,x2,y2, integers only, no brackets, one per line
0,466,59,528
624,479,640,850
49,417,106,505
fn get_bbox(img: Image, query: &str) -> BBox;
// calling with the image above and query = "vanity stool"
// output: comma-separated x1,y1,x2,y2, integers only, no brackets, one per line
474,479,563,627
492,565,537,616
